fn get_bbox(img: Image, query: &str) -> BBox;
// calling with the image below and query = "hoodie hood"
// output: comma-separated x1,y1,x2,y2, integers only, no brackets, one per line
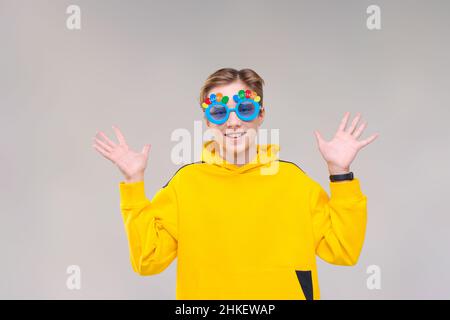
201,140,280,174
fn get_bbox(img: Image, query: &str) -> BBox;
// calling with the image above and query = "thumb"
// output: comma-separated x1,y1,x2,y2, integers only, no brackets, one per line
141,144,151,158
314,130,324,145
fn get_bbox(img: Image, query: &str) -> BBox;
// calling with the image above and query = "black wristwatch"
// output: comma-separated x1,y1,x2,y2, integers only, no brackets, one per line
329,172,354,182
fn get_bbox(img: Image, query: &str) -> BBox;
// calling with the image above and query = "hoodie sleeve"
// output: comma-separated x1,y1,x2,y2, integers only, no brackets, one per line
119,179,178,275
310,178,367,266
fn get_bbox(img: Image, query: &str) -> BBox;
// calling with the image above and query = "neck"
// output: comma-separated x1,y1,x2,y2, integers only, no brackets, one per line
218,144,258,167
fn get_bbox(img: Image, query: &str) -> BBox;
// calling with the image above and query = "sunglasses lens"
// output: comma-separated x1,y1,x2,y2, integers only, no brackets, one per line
238,102,256,118
209,105,227,121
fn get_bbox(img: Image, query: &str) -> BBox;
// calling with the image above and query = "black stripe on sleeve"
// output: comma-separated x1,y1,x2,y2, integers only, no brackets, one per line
162,161,205,188
278,160,306,174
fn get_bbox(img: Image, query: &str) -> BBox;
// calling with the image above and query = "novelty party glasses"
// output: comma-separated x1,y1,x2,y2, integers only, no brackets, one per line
201,89,262,125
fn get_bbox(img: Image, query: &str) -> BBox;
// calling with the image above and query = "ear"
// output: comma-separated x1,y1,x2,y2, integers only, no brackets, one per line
258,107,265,125
204,114,212,128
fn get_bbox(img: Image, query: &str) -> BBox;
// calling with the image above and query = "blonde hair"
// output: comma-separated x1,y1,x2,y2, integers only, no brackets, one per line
199,68,265,109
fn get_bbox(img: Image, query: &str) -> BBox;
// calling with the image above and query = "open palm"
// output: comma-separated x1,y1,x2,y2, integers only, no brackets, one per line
314,112,379,174
93,126,151,182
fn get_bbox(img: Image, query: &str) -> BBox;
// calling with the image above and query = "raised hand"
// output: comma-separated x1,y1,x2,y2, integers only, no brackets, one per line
314,112,379,175
92,126,151,183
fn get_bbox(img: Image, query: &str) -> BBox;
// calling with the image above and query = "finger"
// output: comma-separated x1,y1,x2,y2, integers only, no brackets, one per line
96,131,117,148
358,133,379,148
346,112,361,134
93,144,112,160
337,112,350,132
141,144,151,157
93,137,112,152
352,121,367,139
112,125,127,146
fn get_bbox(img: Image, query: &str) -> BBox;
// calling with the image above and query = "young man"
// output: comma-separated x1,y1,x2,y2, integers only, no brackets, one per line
93,68,379,300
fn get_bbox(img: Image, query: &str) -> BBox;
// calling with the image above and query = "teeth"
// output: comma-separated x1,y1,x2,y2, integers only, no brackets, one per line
226,132,245,138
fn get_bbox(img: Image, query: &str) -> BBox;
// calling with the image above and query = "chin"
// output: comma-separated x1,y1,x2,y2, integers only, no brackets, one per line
215,130,258,157
225,141,254,159
227,144,247,155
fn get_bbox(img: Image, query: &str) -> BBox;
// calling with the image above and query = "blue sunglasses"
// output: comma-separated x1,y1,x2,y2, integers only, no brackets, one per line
202,90,262,125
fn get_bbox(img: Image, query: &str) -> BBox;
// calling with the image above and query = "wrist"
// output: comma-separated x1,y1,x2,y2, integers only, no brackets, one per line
328,165,350,175
125,173,144,183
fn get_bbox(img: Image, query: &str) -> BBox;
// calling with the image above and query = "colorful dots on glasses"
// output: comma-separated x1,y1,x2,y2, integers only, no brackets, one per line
202,93,229,109
233,90,261,104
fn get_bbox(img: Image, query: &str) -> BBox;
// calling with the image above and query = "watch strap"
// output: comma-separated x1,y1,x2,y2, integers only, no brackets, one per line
329,171,354,182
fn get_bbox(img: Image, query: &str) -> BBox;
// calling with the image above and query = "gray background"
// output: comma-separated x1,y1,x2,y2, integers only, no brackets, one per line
1,0,449,299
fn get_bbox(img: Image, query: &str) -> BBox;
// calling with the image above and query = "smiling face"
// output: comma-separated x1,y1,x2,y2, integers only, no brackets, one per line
204,80,265,161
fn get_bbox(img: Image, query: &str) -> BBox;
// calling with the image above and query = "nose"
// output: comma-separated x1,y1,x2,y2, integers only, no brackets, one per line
226,109,241,127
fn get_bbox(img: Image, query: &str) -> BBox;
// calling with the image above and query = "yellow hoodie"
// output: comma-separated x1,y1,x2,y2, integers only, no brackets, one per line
119,140,367,300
